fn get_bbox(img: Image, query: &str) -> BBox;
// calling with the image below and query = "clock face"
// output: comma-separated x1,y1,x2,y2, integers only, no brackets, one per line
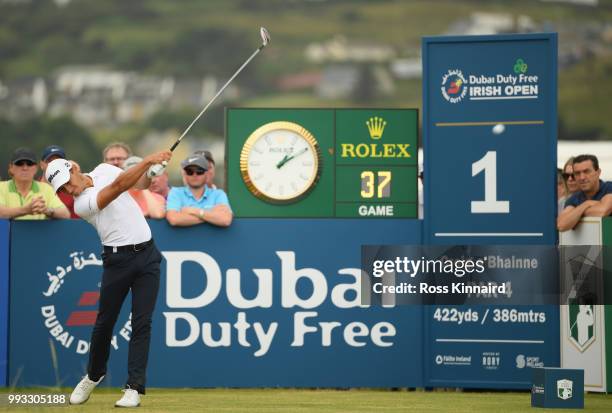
240,121,321,203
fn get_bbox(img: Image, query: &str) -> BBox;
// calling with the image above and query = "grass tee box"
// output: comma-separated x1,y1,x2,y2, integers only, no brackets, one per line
531,367,584,409
226,108,418,218
4,388,612,412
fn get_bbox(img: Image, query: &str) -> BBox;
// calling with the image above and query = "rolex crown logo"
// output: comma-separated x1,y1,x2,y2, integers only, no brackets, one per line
366,117,386,140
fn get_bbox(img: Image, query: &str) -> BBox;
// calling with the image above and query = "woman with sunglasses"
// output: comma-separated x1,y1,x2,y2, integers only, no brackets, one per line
0,147,70,220
558,157,580,215
165,153,233,227
557,168,570,214
562,157,579,198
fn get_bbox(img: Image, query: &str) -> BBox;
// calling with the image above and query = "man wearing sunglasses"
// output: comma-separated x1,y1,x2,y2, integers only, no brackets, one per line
193,149,217,189
165,153,232,227
0,147,70,220
557,154,612,231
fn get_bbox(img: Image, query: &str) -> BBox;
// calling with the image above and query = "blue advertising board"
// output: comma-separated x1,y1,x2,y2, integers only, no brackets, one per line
423,33,557,245
0,219,8,386
422,34,560,388
9,219,423,388
424,305,559,389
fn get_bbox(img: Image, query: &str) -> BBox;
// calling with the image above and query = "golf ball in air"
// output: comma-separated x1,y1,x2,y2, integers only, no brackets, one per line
492,124,505,135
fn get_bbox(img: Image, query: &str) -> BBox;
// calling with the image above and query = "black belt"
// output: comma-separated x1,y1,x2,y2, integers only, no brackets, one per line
103,239,153,254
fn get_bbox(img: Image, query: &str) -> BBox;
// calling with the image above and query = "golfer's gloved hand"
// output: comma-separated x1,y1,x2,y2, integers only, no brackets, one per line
147,162,167,178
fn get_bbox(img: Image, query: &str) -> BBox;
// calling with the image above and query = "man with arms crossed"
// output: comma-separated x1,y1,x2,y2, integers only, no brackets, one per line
45,150,172,407
165,153,232,227
557,154,612,231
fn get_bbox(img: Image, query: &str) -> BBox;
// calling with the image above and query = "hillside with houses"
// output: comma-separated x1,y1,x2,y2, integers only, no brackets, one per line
0,0,610,174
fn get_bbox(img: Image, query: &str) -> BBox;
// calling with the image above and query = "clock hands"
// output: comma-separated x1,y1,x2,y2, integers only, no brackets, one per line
275,154,289,169
276,147,308,169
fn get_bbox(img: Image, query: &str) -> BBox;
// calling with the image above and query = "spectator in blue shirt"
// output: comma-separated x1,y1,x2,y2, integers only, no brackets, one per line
193,150,217,189
165,153,232,227
557,154,612,231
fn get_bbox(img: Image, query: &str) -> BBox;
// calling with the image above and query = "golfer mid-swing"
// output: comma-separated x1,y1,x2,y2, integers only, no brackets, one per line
45,150,172,408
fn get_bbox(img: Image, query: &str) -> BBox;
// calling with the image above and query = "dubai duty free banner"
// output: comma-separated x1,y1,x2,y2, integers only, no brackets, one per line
8,219,423,388
0,219,9,387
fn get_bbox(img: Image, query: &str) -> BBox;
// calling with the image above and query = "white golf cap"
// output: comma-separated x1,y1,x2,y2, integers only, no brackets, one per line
45,158,73,193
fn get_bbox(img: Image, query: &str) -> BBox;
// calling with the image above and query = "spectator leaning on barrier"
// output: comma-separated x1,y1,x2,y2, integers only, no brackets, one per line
193,149,217,189
124,156,166,219
148,168,170,199
0,147,70,220
557,154,612,231
103,142,132,169
557,168,569,214
165,153,232,227
563,156,579,197
39,145,79,219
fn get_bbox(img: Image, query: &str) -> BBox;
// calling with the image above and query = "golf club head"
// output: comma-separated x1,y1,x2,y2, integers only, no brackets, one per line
260,27,270,47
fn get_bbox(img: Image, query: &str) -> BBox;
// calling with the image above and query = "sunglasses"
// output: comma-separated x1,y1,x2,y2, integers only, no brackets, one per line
14,160,36,167
184,168,206,176
562,172,575,180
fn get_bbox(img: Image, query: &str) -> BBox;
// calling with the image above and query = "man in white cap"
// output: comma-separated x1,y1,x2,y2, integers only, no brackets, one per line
45,150,171,408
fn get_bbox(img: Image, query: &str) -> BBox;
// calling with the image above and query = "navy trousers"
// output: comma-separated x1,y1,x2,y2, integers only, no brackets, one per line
87,241,162,394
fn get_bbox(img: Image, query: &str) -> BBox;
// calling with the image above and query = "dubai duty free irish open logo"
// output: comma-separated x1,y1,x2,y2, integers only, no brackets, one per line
441,69,468,103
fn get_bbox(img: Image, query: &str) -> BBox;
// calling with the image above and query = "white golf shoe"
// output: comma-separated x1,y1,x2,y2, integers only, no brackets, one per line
115,388,141,408
69,374,104,405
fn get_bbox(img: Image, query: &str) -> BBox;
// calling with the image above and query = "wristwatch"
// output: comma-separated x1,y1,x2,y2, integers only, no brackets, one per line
45,207,54,217
198,209,205,220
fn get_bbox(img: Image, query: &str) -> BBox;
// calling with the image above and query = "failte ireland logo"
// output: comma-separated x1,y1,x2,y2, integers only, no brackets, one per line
441,69,468,103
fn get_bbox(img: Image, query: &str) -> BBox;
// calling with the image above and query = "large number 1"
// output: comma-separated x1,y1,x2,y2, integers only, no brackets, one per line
471,151,509,214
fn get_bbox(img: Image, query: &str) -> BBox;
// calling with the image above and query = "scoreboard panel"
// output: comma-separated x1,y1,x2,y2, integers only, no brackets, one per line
227,108,418,218
423,33,557,245
421,33,559,389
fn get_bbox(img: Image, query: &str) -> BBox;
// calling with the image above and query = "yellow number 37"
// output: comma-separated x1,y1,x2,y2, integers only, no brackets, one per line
360,171,391,198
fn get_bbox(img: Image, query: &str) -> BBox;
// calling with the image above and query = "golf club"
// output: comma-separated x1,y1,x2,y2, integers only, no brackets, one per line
171,26,270,152
148,27,270,177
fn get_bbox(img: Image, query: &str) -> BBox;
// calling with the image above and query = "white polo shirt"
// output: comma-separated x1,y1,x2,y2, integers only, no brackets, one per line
74,163,151,246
